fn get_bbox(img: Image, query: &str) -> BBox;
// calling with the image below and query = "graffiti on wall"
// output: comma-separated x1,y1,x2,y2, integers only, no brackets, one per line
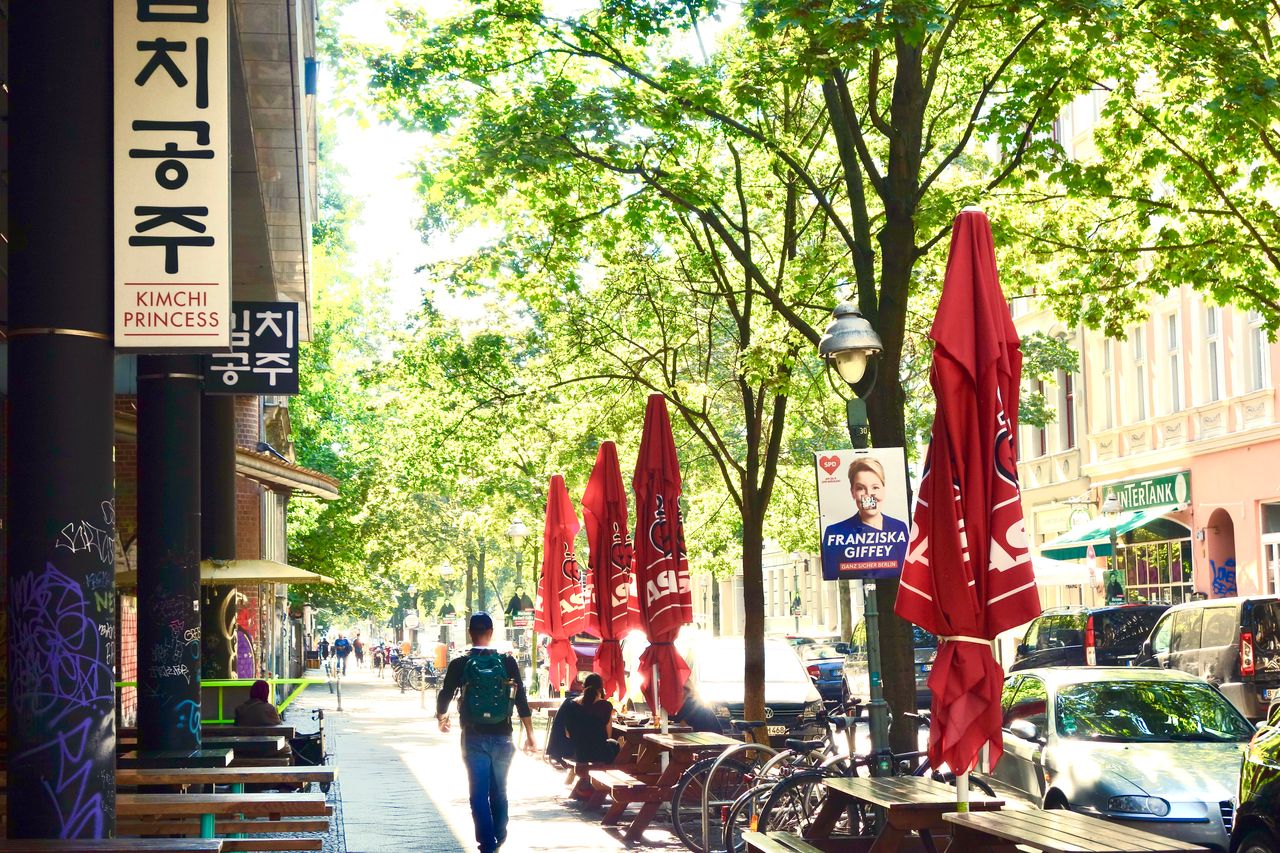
1210,558,1238,598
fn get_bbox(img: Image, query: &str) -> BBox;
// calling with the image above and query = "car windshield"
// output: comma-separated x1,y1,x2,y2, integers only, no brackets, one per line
804,644,844,660
1055,680,1255,743
698,642,810,685
912,626,937,649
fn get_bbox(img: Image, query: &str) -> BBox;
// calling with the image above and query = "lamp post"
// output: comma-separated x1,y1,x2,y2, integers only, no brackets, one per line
819,300,893,776
506,518,534,693
1102,491,1122,605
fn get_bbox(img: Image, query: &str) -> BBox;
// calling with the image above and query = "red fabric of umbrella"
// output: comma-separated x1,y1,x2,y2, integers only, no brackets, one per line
895,209,1041,775
582,440,639,702
632,395,693,716
535,474,587,693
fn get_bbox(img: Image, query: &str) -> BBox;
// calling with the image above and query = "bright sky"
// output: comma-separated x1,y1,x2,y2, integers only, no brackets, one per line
325,0,735,318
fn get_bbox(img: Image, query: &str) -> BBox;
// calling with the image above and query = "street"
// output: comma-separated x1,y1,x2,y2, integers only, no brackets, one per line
292,664,686,853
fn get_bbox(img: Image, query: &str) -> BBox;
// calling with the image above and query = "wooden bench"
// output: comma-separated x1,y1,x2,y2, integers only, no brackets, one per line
589,769,666,826
943,809,1210,852
565,760,625,800
742,830,824,853
0,842,223,853
116,792,329,839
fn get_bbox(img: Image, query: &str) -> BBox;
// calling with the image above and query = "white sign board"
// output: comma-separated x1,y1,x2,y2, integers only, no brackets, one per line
115,0,231,349
404,615,420,630
814,447,910,580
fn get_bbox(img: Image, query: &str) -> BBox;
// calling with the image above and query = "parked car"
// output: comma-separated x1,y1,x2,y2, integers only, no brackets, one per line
982,666,1254,851
796,642,850,709
1137,596,1280,720
1010,604,1169,671
1233,701,1280,853
685,636,825,748
913,626,936,707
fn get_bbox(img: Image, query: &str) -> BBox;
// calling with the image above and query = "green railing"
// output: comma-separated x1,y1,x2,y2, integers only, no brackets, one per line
115,677,324,724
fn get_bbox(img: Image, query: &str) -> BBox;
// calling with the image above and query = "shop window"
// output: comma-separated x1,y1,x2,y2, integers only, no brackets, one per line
1116,532,1194,604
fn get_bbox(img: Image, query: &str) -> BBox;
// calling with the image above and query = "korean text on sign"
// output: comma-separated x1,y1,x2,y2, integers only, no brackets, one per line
115,0,230,349
205,302,300,396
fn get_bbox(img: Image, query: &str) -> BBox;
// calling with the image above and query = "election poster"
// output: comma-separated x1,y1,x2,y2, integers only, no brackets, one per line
815,448,910,581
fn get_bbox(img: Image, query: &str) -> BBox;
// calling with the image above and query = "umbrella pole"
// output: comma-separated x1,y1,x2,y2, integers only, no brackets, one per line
956,771,970,813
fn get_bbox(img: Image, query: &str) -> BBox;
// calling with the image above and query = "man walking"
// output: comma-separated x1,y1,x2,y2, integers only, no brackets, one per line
353,632,365,669
332,632,352,676
437,613,535,853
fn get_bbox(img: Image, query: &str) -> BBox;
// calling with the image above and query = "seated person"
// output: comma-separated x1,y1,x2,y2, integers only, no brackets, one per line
672,682,722,733
545,694,578,765
235,679,283,726
566,674,621,764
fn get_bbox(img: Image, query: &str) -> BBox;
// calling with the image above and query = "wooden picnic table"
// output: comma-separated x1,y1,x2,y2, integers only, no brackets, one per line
942,809,1209,852
592,731,738,843
200,736,288,753
118,765,336,790
805,776,1003,853
0,841,223,853
612,722,691,763
120,724,297,739
118,748,235,768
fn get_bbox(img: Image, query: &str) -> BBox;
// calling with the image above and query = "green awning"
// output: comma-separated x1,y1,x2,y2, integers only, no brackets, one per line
1039,506,1180,561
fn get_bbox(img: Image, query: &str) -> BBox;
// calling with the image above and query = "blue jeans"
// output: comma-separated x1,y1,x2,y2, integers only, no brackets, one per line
462,733,515,853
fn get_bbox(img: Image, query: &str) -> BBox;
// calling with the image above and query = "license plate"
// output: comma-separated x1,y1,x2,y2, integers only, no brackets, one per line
767,725,787,736
1263,688,1278,701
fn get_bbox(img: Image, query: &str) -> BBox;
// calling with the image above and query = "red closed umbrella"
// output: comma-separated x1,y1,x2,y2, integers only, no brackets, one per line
895,209,1041,786
582,440,639,702
535,474,587,693
632,395,692,717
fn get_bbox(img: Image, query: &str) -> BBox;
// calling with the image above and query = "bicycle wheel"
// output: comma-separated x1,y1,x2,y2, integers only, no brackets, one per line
410,667,428,691
722,782,775,853
757,770,872,839
670,756,752,853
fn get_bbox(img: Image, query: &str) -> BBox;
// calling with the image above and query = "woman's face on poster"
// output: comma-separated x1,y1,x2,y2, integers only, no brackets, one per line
851,470,885,520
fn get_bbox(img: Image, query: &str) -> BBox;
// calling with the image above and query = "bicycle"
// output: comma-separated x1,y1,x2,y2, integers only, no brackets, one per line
669,702,863,853
746,712,995,850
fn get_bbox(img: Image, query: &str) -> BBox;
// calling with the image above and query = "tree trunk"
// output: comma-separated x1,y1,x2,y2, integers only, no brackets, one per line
741,502,767,736
839,579,854,643
477,539,487,614
465,553,476,617
710,577,721,637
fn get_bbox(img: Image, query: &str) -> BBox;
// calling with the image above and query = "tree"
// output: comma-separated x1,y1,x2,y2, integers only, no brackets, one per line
995,1,1280,334
362,0,1109,744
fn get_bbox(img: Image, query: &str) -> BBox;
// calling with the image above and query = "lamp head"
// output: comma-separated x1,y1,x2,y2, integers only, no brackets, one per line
506,518,530,546
819,302,883,388
1100,491,1122,516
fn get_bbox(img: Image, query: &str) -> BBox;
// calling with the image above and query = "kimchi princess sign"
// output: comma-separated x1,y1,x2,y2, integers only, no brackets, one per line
814,448,910,580
115,0,231,349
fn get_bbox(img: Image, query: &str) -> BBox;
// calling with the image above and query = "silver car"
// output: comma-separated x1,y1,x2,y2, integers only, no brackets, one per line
983,667,1256,852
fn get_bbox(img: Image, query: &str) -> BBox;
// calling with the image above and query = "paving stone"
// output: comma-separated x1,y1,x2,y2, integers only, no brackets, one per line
288,664,686,853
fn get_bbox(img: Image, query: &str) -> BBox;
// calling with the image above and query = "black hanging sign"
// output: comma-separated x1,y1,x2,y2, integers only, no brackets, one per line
204,301,299,394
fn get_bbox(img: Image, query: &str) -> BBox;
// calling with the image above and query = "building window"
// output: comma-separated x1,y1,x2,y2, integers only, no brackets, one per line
1248,311,1270,392
1166,314,1181,413
1061,371,1077,450
1132,327,1147,422
1205,306,1221,403
1101,339,1114,429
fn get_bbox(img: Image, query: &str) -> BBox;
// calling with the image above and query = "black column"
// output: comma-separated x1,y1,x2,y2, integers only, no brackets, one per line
6,1,117,838
137,357,204,754
201,394,238,678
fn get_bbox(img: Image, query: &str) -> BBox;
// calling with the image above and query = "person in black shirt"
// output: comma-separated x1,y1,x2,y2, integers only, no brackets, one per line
673,683,723,733
567,673,621,763
436,613,535,853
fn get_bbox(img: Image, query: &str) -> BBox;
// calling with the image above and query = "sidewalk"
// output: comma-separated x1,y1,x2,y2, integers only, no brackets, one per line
290,663,685,853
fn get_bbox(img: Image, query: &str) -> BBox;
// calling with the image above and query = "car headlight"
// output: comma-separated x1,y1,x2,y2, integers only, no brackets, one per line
713,704,731,718
804,699,824,719
1106,796,1170,817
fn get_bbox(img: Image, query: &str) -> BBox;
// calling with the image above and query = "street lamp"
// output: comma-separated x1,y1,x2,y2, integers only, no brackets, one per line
819,301,883,449
819,299,893,775
506,518,535,693
1102,491,1122,605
